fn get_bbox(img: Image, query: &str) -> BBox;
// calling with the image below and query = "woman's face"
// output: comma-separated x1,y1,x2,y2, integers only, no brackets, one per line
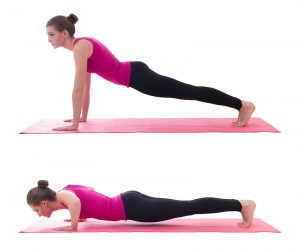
30,201,53,218
46,26,68,49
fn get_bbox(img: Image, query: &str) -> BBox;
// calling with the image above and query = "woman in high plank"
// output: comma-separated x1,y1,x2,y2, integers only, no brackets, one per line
46,14,255,131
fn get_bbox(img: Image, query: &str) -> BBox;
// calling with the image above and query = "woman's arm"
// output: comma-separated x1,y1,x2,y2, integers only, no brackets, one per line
55,190,81,231
53,40,92,131
71,44,88,129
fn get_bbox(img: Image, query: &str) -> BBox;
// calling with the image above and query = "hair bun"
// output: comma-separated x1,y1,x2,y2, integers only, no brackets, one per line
67,14,78,24
37,180,49,189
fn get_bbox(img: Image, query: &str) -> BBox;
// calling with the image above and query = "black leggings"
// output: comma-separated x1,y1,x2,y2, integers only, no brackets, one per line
121,191,242,222
129,61,242,110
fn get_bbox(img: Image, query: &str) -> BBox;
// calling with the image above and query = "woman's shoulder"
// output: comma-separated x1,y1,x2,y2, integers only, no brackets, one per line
73,38,95,56
63,184,84,189
74,37,98,44
63,184,94,191
73,37,99,52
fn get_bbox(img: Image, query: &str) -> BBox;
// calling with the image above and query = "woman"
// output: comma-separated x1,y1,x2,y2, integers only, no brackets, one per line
27,180,256,231
47,14,255,131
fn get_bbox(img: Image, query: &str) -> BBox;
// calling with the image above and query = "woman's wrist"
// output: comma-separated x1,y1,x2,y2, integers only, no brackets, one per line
80,116,87,122
72,121,79,129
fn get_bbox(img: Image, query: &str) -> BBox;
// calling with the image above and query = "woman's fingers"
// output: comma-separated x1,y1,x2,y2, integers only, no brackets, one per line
53,226,74,231
52,125,78,131
64,118,86,123
64,219,86,222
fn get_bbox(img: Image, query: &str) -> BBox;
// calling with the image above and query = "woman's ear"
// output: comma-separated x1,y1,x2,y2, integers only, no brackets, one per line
40,200,47,207
63,29,70,38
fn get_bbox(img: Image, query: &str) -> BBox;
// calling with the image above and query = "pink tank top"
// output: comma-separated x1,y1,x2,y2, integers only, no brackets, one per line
73,37,131,87
62,185,126,221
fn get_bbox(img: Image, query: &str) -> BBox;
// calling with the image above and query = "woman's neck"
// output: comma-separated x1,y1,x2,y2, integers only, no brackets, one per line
48,199,66,211
63,37,76,51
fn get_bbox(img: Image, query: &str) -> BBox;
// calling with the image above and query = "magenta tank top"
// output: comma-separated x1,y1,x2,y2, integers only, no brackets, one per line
73,37,131,87
62,185,126,221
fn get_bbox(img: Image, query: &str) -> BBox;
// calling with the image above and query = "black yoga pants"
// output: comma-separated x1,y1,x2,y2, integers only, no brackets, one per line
129,61,242,110
121,191,242,222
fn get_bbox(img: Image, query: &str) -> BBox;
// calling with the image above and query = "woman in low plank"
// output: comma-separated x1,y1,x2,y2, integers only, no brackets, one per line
46,14,255,131
27,180,256,231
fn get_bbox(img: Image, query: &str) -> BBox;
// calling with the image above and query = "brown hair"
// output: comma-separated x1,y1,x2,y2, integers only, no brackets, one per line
46,14,78,37
27,180,57,206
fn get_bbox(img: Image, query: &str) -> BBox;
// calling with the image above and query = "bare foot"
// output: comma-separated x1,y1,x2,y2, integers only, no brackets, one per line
232,100,256,127
238,200,256,227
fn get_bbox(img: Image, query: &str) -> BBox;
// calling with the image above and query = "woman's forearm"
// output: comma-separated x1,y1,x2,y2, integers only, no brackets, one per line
81,73,91,121
81,92,90,121
72,87,83,128
69,202,81,230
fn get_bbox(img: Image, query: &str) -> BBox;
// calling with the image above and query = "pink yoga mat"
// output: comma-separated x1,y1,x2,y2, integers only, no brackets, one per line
20,218,280,233
20,118,279,134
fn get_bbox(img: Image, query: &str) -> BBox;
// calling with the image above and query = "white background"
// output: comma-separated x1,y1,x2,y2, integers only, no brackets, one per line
0,0,299,249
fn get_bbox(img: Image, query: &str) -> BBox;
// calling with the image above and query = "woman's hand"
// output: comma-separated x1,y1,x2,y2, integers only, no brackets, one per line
63,118,87,123
52,125,78,131
64,219,86,222
53,225,77,231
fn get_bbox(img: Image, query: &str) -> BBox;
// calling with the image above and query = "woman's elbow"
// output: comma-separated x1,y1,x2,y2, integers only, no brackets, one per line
73,88,84,96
